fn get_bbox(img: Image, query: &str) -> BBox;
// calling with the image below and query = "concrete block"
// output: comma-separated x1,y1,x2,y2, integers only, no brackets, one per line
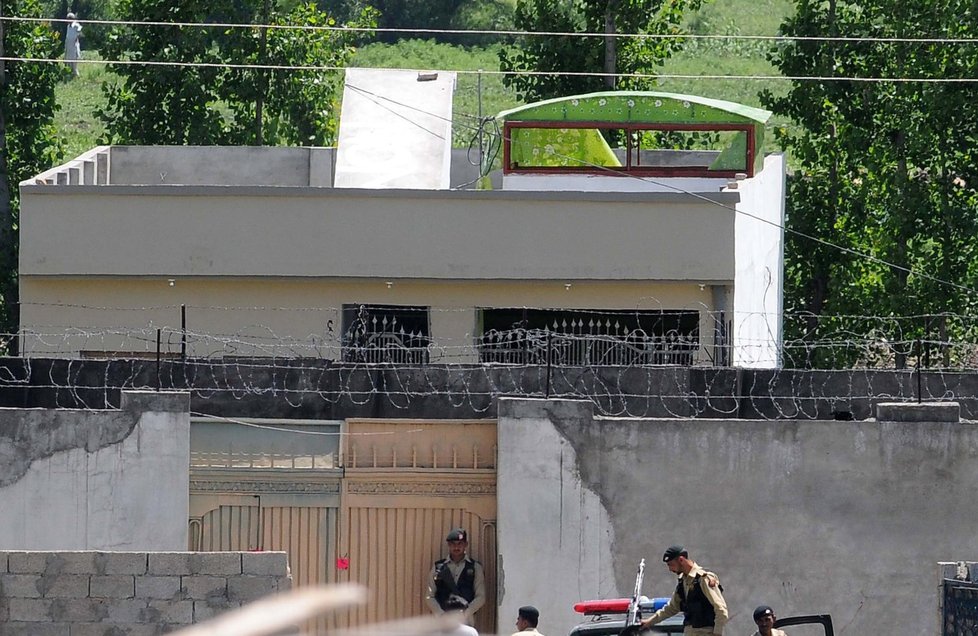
147,554,191,576
50,598,110,622
0,623,70,636
50,552,98,574
96,552,149,575
39,574,90,598
71,624,164,636
189,552,242,575
876,401,960,422
0,552,8,573
1,573,44,598
227,576,277,602
147,599,194,623
180,576,227,600
242,552,289,576
7,597,53,622
7,551,49,573
135,575,181,599
275,575,293,592
193,599,238,622
105,598,148,623
90,575,135,599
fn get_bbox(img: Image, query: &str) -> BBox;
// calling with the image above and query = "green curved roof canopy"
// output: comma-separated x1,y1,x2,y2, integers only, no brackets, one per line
495,91,772,176
495,91,772,125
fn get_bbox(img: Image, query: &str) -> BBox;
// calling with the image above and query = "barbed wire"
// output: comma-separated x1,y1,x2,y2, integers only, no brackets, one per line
10,14,978,46
2,339,974,421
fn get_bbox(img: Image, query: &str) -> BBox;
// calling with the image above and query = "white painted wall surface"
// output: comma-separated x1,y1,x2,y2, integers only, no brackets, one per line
335,68,456,189
0,391,190,550
732,153,786,368
497,398,616,636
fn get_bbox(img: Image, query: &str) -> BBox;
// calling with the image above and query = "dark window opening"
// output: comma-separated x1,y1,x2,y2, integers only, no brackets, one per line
342,304,431,364
504,121,755,178
478,308,699,366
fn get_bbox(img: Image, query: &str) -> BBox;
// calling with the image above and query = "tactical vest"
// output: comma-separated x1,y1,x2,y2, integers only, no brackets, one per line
676,574,719,628
433,557,479,609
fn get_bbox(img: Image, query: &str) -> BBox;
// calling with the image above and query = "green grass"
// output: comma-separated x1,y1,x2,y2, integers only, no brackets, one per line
50,0,796,159
53,51,114,160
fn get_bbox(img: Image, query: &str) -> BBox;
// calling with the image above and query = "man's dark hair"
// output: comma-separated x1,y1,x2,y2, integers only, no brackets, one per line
519,605,540,627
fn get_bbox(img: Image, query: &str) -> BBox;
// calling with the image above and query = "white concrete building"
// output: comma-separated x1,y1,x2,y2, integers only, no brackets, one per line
19,70,784,367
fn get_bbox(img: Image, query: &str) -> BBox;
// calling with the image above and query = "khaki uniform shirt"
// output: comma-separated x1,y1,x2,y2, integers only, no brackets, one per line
424,556,486,624
645,563,728,635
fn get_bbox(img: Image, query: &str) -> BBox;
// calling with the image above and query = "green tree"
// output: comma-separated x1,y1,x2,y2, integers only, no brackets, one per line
0,0,63,349
99,0,375,146
498,0,702,103
764,0,978,368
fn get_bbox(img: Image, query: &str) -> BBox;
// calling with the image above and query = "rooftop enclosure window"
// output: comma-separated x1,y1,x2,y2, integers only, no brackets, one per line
342,304,431,364
503,122,756,178
478,308,699,366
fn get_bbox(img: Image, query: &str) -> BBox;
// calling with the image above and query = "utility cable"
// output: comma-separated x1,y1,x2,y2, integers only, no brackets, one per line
8,14,978,45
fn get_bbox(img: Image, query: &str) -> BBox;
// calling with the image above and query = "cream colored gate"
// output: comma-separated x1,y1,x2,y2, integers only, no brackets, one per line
337,418,498,634
189,416,497,634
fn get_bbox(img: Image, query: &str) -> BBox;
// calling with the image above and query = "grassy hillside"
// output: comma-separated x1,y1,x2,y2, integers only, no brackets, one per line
52,0,794,160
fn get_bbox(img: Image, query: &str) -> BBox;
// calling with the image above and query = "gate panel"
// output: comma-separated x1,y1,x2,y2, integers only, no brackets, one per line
340,418,497,633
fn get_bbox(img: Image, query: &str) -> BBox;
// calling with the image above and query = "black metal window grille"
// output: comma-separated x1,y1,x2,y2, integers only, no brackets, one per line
478,308,700,366
341,304,431,364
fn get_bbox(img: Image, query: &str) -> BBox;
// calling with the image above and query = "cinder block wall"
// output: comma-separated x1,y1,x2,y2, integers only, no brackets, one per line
0,551,291,634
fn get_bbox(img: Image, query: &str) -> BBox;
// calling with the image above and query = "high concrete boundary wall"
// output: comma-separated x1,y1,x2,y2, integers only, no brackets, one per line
0,391,190,550
3,358,978,421
0,550,291,635
497,397,978,636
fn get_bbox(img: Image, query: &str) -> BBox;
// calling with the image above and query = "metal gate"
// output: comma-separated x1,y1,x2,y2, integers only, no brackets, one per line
944,578,978,635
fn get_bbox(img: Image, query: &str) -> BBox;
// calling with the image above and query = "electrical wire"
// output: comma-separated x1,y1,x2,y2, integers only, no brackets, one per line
9,14,978,45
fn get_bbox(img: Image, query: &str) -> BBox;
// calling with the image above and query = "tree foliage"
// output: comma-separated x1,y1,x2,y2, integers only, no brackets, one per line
498,0,702,103
0,0,63,345
764,0,978,368
98,0,376,146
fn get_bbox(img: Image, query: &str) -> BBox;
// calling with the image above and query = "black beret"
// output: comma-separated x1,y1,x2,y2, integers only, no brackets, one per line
662,545,687,562
446,528,468,542
753,605,775,621
518,606,540,623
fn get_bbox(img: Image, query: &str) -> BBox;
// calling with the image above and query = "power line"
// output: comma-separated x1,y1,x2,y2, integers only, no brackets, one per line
5,55,978,84
9,14,978,45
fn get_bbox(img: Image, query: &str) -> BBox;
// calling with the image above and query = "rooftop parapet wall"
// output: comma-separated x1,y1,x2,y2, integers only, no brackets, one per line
0,551,291,634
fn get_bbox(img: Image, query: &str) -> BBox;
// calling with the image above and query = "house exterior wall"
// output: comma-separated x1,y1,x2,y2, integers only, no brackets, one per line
733,153,786,368
497,397,978,636
19,187,736,281
0,391,190,550
20,268,722,360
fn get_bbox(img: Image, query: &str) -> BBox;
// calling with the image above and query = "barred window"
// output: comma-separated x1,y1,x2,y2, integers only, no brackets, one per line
478,308,699,366
342,304,431,364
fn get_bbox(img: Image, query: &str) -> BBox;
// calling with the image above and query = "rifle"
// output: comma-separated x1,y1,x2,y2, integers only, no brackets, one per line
623,558,646,634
